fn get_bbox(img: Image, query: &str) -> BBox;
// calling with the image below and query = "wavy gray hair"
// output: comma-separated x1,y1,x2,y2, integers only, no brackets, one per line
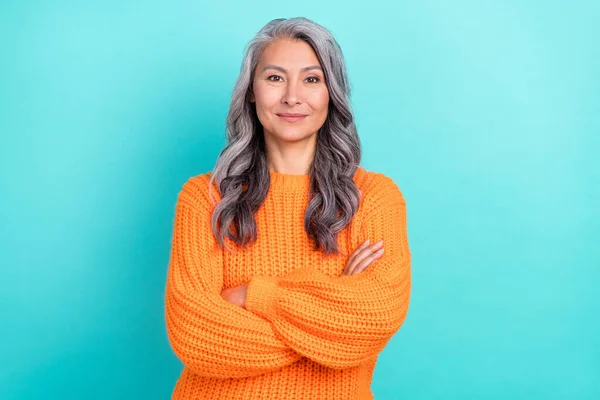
208,17,362,256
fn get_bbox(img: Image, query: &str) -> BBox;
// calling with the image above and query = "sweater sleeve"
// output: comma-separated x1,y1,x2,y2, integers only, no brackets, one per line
164,176,302,379
244,174,412,370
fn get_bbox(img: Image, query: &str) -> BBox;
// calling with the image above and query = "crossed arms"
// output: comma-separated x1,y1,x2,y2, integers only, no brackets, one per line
164,176,411,379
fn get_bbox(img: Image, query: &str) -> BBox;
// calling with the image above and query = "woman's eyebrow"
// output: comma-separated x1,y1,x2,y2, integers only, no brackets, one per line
261,64,323,73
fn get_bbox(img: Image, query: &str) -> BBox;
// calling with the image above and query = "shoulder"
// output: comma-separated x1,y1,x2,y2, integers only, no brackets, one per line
176,171,221,210
353,166,406,208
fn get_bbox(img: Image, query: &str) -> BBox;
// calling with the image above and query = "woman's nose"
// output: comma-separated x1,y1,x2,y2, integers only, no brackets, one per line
282,82,301,105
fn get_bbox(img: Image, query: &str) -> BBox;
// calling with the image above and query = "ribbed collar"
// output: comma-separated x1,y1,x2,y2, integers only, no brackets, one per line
268,170,310,192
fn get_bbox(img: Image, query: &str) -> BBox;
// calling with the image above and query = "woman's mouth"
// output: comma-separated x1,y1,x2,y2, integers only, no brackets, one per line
276,113,308,123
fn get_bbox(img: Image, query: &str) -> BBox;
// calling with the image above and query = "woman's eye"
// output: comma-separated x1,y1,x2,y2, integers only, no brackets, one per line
267,75,320,83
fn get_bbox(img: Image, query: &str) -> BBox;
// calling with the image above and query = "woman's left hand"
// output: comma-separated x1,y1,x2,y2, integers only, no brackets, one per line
221,285,248,308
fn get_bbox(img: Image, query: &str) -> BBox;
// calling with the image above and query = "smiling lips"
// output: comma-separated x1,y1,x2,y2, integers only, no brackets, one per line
277,113,308,122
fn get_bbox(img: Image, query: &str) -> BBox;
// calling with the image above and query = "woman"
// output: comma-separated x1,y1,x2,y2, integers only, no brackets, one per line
164,17,411,400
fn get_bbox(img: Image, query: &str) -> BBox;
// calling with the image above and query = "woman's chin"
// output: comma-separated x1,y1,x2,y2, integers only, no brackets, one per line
271,130,317,143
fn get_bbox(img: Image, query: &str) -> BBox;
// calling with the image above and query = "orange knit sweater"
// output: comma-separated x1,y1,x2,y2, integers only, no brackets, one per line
164,166,411,400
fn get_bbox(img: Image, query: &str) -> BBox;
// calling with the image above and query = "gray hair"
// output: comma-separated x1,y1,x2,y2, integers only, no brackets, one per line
209,16,362,257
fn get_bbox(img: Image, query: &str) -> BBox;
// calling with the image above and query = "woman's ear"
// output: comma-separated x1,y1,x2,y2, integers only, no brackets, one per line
248,90,255,103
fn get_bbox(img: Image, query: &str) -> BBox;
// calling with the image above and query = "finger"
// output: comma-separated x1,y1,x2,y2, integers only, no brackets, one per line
347,241,384,275
346,246,376,275
353,248,384,274
343,240,370,275
350,245,384,275
346,240,370,266
353,252,383,275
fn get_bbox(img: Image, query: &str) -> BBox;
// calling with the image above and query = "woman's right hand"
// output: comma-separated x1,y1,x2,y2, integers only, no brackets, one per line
341,240,384,276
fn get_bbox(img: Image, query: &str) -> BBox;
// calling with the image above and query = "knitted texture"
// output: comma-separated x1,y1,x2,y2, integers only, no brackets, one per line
164,166,411,400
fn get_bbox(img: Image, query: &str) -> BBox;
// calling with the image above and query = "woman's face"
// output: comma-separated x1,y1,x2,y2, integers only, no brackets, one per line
251,38,329,145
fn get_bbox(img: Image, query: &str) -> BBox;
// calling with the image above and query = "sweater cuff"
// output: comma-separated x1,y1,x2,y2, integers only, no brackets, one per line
245,275,280,320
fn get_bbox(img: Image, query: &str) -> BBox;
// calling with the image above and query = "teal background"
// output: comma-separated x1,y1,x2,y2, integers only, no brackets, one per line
1,1,598,399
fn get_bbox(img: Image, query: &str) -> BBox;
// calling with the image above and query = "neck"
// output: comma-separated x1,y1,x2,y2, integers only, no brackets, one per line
264,133,316,175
